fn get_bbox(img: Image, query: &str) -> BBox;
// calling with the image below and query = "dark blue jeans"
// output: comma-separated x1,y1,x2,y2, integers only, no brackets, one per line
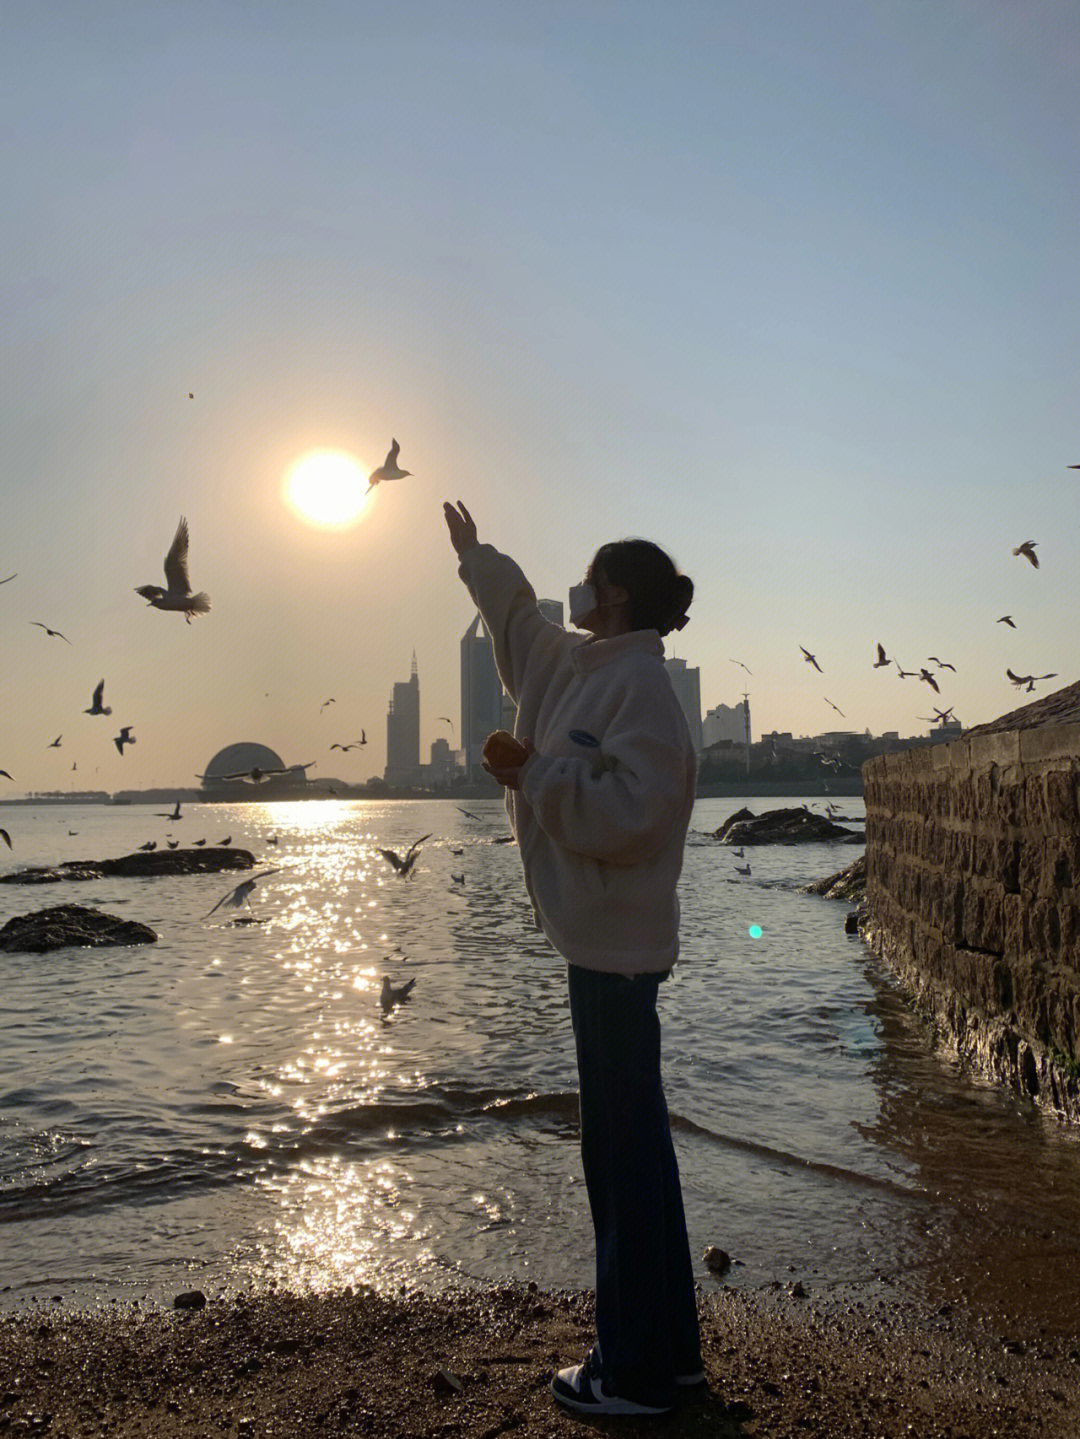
567,963,702,1405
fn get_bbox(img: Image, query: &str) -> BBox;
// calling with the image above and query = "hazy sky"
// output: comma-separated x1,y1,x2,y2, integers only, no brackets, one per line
3,1,1078,793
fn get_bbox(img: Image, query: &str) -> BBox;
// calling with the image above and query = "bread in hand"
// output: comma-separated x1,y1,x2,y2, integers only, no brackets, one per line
483,729,528,768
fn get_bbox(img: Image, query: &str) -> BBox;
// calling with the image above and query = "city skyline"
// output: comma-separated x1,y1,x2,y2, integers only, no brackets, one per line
3,5,1077,794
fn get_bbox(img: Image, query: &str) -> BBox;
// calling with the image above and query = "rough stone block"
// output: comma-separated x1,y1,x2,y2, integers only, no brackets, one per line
1045,766,1080,830
961,880,1003,954
968,732,1022,770
1018,722,1080,768
993,774,1024,827
1023,772,1050,829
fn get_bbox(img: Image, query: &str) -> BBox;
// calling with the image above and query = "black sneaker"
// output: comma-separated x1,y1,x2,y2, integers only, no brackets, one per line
551,1346,675,1416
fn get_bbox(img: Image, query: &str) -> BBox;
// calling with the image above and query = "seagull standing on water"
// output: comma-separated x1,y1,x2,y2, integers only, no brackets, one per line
84,680,112,716
380,975,416,1010
135,516,211,622
1012,541,1039,569
366,439,411,497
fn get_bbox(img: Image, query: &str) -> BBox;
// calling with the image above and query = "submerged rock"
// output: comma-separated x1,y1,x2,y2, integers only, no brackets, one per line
0,846,255,885
799,853,867,900
0,904,158,953
711,807,859,846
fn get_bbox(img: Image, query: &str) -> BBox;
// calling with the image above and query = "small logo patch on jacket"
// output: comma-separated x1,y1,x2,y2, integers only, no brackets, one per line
568,729,600,748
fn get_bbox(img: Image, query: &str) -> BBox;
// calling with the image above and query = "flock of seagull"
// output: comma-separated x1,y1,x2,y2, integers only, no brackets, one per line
772,537,1061,730
1,443,415,826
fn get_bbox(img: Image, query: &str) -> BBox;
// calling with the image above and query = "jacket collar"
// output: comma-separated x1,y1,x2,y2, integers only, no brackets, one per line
570,629,665,674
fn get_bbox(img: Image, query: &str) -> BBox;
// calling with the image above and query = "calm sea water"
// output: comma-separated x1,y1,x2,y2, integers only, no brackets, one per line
2,796,1080,1335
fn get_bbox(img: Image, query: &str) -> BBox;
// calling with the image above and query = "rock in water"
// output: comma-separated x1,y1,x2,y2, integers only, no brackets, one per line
0,904,158,953
712,807,858,845
0,847,255,885
799,853,868,900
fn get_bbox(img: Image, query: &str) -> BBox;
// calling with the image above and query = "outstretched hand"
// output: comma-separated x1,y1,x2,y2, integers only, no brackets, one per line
443,500,479,558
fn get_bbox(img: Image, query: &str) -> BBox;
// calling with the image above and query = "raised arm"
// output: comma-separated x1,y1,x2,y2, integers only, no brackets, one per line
444,500,568,704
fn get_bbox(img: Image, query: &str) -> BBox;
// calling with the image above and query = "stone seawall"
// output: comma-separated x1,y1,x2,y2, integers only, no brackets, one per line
861,722,1080,1121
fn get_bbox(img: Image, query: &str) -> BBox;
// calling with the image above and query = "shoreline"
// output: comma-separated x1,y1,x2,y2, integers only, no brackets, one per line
2,1280,1077,1437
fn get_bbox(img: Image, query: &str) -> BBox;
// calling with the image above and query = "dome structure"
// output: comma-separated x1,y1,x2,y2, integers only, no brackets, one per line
201,742,288,786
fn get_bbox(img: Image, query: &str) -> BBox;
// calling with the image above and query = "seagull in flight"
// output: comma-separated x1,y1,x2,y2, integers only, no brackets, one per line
156,800,182,821
31,622,72,644
204,869,281,920
824,698,845,717
1,573,17,585
799,646,823,673
457,807,482,820
872,644,891,669
47,735,62,748
997,615,1016,628
378,833,431,878
0,828,11,850
135,516,211,622
366,439,411,496
84,679,112,716
380,975,416,1010
730,659,753,675
918,669,940,693
1007,669,1057,689
895,666,917,679
438,716,454,728
1012,541,1039,569
320,698,336,711
919,707,955,724
0,770,12,781
114,726,135,755
330,740,365,751
927,657,956,672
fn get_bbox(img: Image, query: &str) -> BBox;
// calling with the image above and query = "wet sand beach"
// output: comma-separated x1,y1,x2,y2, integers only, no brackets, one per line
3,1280,1078,1438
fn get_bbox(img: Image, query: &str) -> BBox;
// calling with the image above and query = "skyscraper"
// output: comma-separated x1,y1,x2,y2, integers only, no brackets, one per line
460,614,503,781
537,598,565,627
664,657,703,752
703,701,748,747
384,650,421,784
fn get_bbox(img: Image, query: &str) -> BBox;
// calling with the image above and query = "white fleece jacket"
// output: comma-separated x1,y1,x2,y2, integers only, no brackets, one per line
457,542,696,975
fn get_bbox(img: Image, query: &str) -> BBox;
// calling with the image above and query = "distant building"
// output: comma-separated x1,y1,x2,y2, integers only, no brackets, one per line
664,658,703,751
703,701,747,747
461,614,504,782
537,598,564,627
385,652,421,785
422,736,456,788
199,741,309,797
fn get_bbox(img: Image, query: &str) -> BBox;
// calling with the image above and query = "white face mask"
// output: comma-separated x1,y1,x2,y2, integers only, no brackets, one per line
568,581,597,627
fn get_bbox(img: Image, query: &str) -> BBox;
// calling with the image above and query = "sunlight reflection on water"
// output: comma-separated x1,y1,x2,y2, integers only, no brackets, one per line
3,797,1080,1334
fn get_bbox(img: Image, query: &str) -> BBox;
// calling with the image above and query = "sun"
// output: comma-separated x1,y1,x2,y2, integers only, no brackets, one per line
284,451,369,527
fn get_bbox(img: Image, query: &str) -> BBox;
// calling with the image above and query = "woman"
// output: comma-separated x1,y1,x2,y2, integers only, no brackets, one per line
444,499,703,1417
